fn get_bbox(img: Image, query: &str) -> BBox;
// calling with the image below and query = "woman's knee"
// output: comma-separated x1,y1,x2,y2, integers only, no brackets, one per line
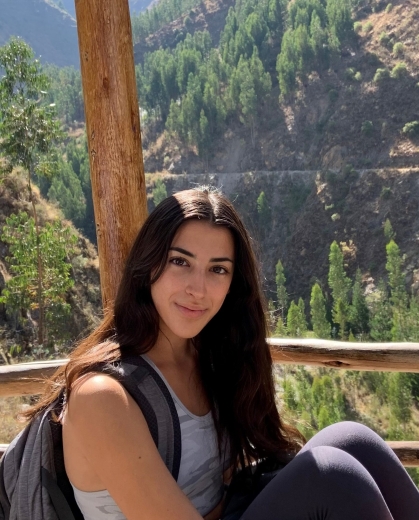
246,446,393,520
301,421,384,454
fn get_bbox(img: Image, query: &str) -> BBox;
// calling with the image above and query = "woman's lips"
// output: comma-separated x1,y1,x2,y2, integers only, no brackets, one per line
175,303,206,318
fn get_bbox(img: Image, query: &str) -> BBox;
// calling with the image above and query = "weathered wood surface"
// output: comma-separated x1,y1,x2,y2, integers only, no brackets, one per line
75,0,148,308
1,441,418,466
0,360,67,397
269,338,419,372
1,340,419,397
387,441,419,467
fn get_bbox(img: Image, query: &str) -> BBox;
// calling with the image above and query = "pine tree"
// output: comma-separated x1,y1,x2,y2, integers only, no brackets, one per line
389,372,412,433
333,297,348,339
328,241,351,339
287,301,299,337
0,212,77,346
287,299,307,337
349,269,369,337
328,241,351,302
257,191,271,229
310,283,331,338
275,260,288,317
297,297,308,336
386,240,408,341
152,178,168,207
383,218,395,243
369,279,393,342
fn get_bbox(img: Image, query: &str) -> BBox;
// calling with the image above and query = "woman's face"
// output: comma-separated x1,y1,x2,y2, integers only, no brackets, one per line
151,220,235,347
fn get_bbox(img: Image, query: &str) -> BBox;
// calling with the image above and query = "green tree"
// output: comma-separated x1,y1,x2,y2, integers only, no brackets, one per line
349,269,369,337
328,241,351,338
152,178,168,207
310,283,331,338
383,218,395,243
297,297,308,336
369,279,392,342
47,158,86,228
287,301,299,337
257,191,271,229
386,240,408,340
275,260,288,318
0,38,62,345
0,212,77,347
389,372,412,434
287,299,307,337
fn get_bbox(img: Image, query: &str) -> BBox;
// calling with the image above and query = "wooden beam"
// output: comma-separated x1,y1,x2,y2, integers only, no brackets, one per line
0,360,67,397
1,441,418,466
1,340,419,397
269,338,419,372
75,0,147,308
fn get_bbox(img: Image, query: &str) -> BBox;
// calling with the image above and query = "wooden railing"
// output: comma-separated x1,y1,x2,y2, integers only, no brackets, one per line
1,339,419,466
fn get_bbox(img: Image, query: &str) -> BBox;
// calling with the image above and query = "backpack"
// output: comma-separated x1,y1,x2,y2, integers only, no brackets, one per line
0,356,181,520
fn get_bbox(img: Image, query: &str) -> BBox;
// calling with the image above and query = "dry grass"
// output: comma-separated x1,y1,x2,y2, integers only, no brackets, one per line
0,397,29,444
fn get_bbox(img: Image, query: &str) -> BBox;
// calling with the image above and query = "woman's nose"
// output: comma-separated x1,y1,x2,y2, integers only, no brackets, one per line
185,270,206,299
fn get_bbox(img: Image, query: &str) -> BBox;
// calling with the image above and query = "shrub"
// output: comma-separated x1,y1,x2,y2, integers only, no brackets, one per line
374,67,390,83
325,170,337,184
380,186,391,199
183,16,193,29
402,121,419,137
361,120,373,136
364,21,373,32
345,67,356,81
354,21,363,33
379,32,391,47
365,52,380,66
385,3,393,13
393,42,404,57
390,62,407,79
328,89,339,102
354,71,362,82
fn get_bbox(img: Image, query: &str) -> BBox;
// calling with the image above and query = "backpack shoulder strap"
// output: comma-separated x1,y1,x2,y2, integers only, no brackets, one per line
114,356,182,481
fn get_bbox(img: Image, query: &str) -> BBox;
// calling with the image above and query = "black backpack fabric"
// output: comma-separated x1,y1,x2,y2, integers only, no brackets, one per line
0,356,181,520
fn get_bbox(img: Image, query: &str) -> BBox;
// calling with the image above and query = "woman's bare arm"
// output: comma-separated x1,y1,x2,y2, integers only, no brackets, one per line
64,374,203,520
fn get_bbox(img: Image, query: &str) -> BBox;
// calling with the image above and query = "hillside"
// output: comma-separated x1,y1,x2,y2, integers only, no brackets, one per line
0,0,79,67
133,0,235,63
138,0,419,174
0,171,102,360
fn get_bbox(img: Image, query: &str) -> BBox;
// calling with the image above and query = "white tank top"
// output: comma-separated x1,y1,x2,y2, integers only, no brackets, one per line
70,356,227,518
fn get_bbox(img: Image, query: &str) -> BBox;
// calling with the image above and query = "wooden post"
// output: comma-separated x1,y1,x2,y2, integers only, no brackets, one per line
75,0,147,308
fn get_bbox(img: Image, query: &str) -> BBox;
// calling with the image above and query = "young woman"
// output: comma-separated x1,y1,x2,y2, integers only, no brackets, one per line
28,188,419,520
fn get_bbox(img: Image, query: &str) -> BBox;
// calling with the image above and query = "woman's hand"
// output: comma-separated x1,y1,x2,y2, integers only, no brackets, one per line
63,374,204,520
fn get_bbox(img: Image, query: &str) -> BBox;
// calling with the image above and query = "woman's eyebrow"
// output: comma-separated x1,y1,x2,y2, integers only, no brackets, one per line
169,247,233,263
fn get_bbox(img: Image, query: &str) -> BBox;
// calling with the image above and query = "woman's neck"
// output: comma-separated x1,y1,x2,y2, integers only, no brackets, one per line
147,330,195,369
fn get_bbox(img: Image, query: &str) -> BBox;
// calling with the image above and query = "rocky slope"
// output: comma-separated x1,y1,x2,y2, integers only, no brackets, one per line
147,167,419,304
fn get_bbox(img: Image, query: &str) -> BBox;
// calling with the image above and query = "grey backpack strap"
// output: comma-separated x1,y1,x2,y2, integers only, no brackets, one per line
41,468,76,520
117,357,182,481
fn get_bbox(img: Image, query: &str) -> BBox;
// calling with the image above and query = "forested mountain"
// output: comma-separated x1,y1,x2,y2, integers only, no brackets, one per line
0,0,79,67
129,0,419,174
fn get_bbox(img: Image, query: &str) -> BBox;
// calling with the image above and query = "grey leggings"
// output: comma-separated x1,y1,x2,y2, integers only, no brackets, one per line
241,422,419,520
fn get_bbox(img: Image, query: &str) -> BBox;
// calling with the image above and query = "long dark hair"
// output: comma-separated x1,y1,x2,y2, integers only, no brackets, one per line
27,188,304,470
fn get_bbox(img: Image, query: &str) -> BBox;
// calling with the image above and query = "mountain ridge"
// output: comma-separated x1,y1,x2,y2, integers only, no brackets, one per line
0,0,79,67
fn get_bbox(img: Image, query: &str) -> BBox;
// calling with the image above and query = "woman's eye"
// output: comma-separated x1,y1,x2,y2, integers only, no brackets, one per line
169,257,188,267
211,266,228,275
